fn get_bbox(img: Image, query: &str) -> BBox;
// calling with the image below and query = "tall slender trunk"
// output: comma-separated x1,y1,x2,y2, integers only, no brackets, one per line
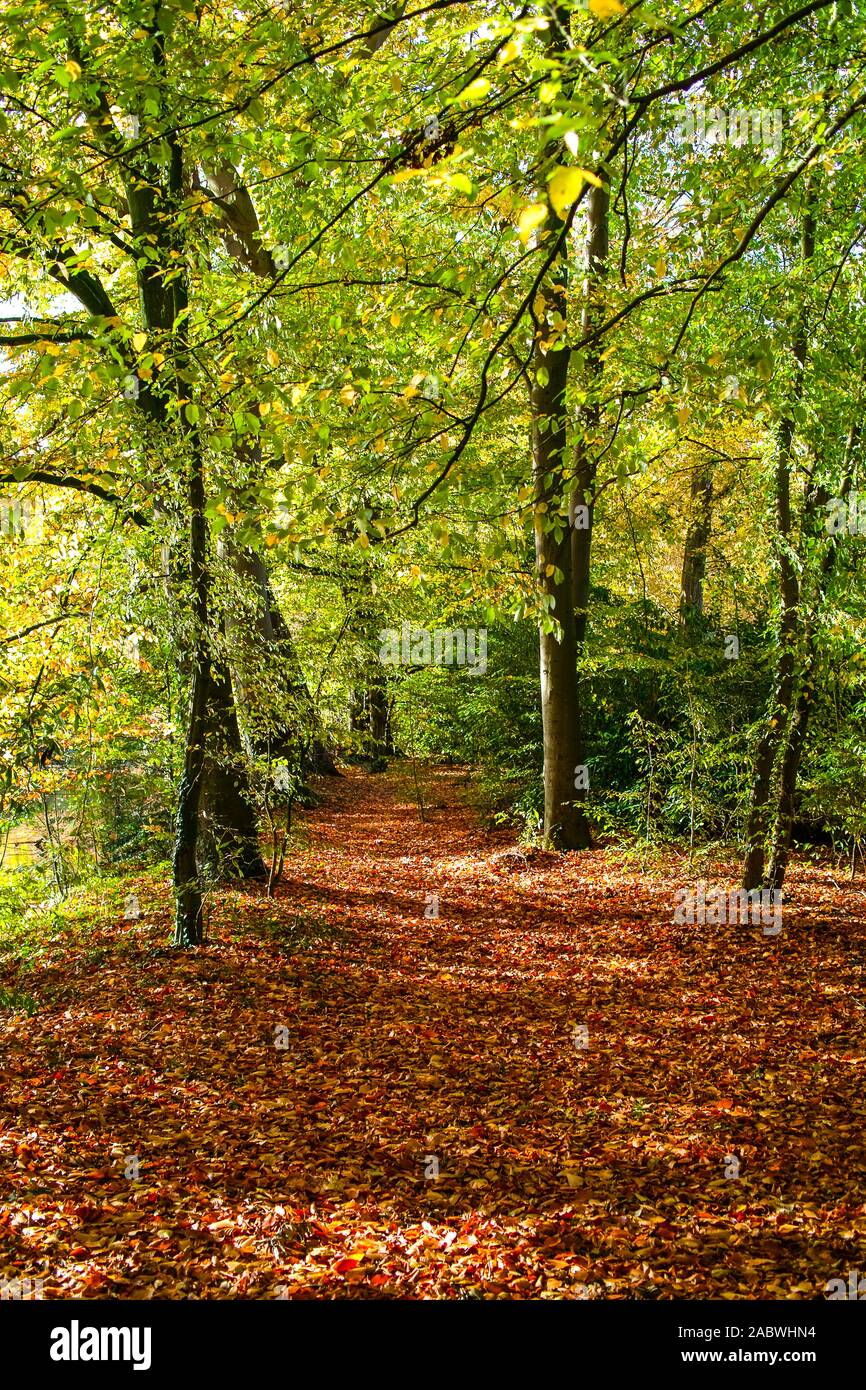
344,562,392,760
535,360,586,846
532,9,590,848
568,179,609,832
766,429,858,889
164,131,211,946
172,427,210,946
741,419,801,889
679,460,715,626
742,193,816,891
571,180,609,649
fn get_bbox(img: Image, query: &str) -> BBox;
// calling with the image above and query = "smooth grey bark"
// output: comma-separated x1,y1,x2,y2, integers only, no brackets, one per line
531,4,599,851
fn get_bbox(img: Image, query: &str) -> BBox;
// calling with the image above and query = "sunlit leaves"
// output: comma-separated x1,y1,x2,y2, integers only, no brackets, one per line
518,203,548,243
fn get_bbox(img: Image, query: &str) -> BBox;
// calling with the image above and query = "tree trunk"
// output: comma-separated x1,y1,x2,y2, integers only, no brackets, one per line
173,653,209,947
172,391,210,945
569,179,609,831
679,461,715,626
742,192,816,891
532,215,589,847
221,540,337,774
765,684,812,892
531,4,596,851
766,430,857,889
571,179,609,649
345,571,392,760
119,47,212,944
167,133,210,946
197,658,267,881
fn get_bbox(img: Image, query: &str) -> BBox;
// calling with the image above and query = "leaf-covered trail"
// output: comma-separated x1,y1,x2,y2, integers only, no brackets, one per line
2,766,866,1298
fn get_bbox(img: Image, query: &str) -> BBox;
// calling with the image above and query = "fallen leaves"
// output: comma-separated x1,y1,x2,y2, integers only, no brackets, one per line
1,768,865,1298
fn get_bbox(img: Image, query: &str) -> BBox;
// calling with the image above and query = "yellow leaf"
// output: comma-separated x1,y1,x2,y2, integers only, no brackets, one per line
132,332,147,353
548,167,584,219
458,77,491,102
64,59,82,81
588,0,625,15
357,530,370,548
390,312,401,327
266,348,280,368
517,202,548,244
498,39,522,65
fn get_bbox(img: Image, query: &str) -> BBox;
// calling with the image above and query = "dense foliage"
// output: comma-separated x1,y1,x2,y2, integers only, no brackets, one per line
2,0,865,933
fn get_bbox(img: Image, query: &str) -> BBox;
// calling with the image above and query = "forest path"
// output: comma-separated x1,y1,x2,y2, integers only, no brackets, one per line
1,765,865,1298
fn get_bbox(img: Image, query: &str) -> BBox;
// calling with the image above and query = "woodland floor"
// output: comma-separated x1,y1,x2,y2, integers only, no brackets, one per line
1,766,865,1299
